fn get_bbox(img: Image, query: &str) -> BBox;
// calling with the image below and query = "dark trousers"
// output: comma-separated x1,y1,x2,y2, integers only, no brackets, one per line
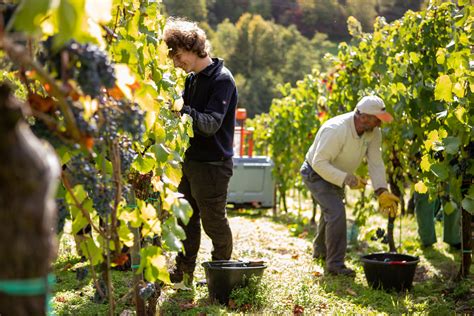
176,159,233,274
300,161,346,269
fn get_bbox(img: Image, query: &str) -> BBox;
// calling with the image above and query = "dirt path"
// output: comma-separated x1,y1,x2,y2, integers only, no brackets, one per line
201,215,316,275
160,213,350,314
159,212,473,315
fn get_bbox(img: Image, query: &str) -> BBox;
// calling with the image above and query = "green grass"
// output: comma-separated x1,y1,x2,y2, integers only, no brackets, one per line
52,205,474,315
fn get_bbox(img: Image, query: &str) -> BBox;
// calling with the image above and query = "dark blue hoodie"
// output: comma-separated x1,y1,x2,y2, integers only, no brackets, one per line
181,58,238,162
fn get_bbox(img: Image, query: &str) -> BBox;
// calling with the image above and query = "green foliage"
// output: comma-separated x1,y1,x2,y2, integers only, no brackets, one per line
252,1,473,217
2,0,193,312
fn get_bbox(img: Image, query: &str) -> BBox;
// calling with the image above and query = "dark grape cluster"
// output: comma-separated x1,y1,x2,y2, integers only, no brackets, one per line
138,282,156,300
120,140,136,175
40,39,116,98
119,102,145,141
75,267,89,281
56,198,69,234
30,120,63,147
92,184,115,217
98,100,145,142
71,42,116,98
67,155,114,217
70,102,98,137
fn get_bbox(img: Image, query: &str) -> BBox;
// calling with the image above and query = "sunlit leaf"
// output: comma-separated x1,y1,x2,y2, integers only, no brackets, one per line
55,0,88,48
86,0,112,23
12,0,52,34
452,82,465,98
436,48,446,64
80,237,103,265
454,106,466,123
131,153,155,174
414,181,428,194
420,155,431,172
171,199,193,225
434,75,453,102
114,64,136,99
140,203,157,221
118,225,134,247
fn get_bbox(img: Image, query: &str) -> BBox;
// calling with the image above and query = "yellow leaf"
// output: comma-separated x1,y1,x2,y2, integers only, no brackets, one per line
151,176,164,193
86,0,112,23
145,111,157,132
118,225,134,247
436,48,445,64
172,97,184,112
163,191,183,210
420,155,431,172
141,203,157,221
119,207,141,228
454,106,466,123
87,20,106,49
438,128,448,139
40,19,55,36
80,95,98,120
424,130,439,151
114,64,135,99
414,181,428,194
150,254,167,270
135,92,159,112
434,75,453,102
453,82,465,98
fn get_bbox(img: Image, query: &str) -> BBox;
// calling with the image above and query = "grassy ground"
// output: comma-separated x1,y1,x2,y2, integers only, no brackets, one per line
52,204,474,315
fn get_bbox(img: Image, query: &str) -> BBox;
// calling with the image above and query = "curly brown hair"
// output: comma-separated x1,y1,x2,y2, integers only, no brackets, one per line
163,18,210,58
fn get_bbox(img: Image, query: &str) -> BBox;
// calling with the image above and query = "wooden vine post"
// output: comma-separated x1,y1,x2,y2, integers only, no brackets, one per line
0,84,60,315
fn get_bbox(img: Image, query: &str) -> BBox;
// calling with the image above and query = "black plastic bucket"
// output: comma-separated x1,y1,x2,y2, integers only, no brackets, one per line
202,260,266,304
361,253,419,291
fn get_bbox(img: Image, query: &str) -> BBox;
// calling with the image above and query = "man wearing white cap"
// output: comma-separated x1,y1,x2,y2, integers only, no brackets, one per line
300,95,400,276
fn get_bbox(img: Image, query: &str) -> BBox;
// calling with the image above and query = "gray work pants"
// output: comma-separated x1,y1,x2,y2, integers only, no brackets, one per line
176,158,234,275
300,161,346,269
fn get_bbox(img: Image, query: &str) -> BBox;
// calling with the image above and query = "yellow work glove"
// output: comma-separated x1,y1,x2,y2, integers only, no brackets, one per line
378,191,400,217
343,174,367,189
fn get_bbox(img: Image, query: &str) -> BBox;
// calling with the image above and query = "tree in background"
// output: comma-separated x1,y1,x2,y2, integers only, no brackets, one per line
211,14,334,116
206,0,249,25
297,0,348,38
202,0,427,40
376,0,426,22
347,0,378,31
163,0,208,21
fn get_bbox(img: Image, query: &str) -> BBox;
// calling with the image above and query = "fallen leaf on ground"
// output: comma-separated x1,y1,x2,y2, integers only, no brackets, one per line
346,288,357,296
61,263,73,271
228,299,237,309
293,304,304,315
298,231,308,238
179,302,197,310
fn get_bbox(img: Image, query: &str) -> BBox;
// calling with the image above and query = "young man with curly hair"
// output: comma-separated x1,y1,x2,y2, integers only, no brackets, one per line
163,18,238,287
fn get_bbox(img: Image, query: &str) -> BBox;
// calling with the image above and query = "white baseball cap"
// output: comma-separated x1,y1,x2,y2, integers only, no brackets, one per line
355,96,393,123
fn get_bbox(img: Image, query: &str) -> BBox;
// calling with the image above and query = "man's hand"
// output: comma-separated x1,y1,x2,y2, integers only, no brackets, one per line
378,191,400,217
343,174,367,189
